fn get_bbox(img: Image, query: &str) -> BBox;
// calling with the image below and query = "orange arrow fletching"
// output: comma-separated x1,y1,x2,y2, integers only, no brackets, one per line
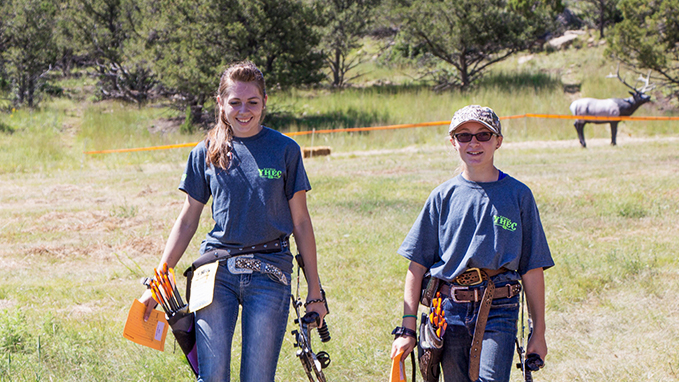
168,268,177,288
150,288,161,305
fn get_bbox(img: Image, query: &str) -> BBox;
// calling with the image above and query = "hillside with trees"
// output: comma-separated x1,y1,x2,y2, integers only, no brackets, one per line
1,0,678,124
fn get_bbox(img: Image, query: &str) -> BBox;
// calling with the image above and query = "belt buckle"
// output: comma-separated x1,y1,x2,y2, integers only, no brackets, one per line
451,285,479,303
458,268,484,286
227,254,254,274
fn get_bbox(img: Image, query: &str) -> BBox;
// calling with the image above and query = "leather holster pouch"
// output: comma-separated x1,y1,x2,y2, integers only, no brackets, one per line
420,272,440,307
417,313,443,382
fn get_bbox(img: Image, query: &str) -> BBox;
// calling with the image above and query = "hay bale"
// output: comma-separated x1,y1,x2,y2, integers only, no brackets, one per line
302,146,332,158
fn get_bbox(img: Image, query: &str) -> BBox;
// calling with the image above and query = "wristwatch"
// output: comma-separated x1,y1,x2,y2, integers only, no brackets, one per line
392,326,417,339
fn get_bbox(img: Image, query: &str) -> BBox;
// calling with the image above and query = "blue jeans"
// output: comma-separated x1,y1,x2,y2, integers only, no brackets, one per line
440,272,520,382
195,261,291,382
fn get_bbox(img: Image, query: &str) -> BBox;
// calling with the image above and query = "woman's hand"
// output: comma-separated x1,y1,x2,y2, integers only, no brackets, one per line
522,267,548,361
526,331,548,361
390,261,426,359
391,335,417,360
140,289,158,322
304,300,328,323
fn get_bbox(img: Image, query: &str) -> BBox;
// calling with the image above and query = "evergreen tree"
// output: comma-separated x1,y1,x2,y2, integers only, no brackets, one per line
60,0,156,103
0,2,8,94
396,0,561,89
146,0,245,125
237,0,325,90
148,0,324,126
1,0,58,107
607,0,679,96
319,0,381,88
578,0,621,38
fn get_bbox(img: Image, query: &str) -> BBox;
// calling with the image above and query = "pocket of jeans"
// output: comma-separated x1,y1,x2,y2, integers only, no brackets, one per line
491,294,520,308
267,271,291,286
492,301,519,309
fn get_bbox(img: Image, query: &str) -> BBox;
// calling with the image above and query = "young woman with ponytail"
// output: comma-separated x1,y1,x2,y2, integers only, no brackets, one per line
140,61,325,382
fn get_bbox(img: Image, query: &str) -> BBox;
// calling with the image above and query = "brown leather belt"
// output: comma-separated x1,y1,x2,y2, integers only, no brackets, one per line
451,267,509,286
440,268,520,381
440,282,521,302
190,237,289,271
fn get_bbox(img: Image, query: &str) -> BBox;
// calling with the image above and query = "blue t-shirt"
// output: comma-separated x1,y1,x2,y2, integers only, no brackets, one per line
398,174,554,281
179,127,311,273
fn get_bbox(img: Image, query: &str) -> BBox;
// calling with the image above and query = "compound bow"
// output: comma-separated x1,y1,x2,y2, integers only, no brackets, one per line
291,254,331,382
515,284,544,382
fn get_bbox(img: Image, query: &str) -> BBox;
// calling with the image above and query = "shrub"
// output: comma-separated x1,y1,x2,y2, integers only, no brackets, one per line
0,310,32,354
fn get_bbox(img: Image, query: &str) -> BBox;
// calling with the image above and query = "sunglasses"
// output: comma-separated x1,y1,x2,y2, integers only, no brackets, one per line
453,132,496,143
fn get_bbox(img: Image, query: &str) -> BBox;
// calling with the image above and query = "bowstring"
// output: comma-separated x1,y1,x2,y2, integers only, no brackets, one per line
520,282,527,381
296,260,301,303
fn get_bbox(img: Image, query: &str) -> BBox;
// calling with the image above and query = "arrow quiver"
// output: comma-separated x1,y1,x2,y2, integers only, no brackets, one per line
417,292,446,382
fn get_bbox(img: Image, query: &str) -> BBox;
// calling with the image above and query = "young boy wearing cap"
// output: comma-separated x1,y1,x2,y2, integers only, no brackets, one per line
391,105,554,381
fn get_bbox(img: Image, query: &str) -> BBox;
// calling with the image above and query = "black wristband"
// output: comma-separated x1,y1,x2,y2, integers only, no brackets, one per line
304,298,325,307
392,326,417,339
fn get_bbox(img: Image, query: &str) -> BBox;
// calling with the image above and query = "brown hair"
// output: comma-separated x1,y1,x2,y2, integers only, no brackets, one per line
206,61,266,169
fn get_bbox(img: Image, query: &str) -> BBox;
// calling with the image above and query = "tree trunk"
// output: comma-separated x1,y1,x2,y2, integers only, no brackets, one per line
332,48,341,87
190,94,207,127
28,75,34,108
18,74,26,105
599,1,605,38
459,54,470,89
190,104,203,126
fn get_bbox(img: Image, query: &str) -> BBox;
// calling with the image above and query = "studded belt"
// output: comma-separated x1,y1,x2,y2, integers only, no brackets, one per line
229,257,289,286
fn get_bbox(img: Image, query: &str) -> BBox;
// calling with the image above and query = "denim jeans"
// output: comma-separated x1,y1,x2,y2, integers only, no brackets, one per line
195,261,291,382
440,272,521,382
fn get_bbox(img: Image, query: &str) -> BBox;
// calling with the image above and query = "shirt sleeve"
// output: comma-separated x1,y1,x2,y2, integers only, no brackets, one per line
178,142,211,204
284,142,311,200
397,193,441,269
517,191,554,275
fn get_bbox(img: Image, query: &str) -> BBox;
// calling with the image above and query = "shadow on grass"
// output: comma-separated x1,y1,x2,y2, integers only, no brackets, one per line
477,71,562,92
264,83,434,131
263,75,560,131
0,122,14,134
265,106,391,132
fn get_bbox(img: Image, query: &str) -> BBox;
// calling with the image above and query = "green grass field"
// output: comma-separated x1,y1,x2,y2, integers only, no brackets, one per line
1,40,679,381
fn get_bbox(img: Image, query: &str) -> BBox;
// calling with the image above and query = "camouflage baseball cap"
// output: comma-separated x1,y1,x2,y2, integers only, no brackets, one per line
448,105,502,136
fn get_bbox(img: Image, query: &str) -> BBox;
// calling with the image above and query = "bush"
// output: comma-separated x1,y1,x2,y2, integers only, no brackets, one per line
0,122,13,134
40,82,64,97
0,310,32,354
180,106,195,134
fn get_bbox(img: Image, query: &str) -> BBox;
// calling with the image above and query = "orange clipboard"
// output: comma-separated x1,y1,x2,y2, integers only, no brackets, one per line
390,351,407,382
122,299,169,351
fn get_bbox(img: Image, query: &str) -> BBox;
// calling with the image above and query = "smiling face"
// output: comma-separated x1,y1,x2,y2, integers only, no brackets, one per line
217,80,267,138
451,121,503,181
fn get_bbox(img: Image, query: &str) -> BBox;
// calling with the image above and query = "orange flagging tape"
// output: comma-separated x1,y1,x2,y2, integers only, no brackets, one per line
84,113,678,154
84,142,200,155
285,120,449,136
526,113,679,121
84,121,450,154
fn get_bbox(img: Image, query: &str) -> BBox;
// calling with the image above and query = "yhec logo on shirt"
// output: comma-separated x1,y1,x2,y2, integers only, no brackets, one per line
258,168,282,179
493,215,517,231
